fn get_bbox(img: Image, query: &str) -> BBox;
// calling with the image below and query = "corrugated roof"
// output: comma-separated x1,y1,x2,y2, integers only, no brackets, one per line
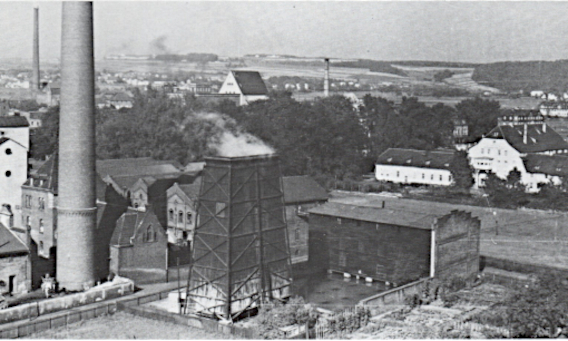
0,116,29,127
232,71,268,95
0,223,28,256
309,202,439,230
282,175,328,204
486,124,568,154
523,154,568,177
376,148,454,170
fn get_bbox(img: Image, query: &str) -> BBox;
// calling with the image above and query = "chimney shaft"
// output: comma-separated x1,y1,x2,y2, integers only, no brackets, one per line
56,1,97,291
324,58,329,97
523,123,528,144
32,6,40,90
543,122,547,133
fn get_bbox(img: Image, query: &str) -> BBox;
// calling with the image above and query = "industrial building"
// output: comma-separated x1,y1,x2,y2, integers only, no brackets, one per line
308,201,481,285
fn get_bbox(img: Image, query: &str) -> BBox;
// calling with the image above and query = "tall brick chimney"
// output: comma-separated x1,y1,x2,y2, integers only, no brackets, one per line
324,58,330,97
56,1,97,291
31,6,40,90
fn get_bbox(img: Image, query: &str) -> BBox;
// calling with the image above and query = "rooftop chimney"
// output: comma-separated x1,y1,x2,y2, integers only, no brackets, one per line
324,58,330,97
523,123,528,144
32,6,40,90
56,1,97,291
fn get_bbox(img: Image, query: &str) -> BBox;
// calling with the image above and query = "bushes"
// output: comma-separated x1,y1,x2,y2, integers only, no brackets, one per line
253,296,318,339
326,306,372,335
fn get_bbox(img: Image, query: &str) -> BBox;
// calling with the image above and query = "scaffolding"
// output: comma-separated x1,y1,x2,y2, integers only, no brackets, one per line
185,154,292,321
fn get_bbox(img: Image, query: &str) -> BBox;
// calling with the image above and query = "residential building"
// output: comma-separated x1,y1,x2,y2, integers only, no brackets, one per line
308,202,480,285
109,208,167,284
165,179,201,245
108,92,133,110
375,148,454,186
0,222,31,295
468,110,568,191
539,101,568,118
218,70,269,105
282,175,328,265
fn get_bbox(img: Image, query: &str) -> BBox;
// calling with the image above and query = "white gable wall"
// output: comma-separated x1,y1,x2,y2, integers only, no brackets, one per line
0,139,27,227
218,72,242,95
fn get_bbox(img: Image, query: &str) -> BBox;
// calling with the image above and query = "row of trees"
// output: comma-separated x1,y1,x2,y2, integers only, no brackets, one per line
30,89,501,183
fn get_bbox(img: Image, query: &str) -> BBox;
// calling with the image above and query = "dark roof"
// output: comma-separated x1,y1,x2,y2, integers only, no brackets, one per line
179,177,202,200
0,116,29,127
376,148,454,170
0,223,28,256
486,124,568,154
110,208,162,246
110,92,132,102
308,202,441,230
96,158,182,178
523,154,568,177
232,71,268,95
282,176,328,204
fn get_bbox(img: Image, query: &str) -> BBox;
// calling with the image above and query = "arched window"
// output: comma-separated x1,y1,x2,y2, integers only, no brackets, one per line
187,212,192,224
39,219,44,234
169,209,174,221
146,225,154,242
178,211,184,223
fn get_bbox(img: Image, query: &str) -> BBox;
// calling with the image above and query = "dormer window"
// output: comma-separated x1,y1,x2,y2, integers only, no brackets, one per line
387,157,392,162
406,159,411,164
425,161,431,166
444,163,449,167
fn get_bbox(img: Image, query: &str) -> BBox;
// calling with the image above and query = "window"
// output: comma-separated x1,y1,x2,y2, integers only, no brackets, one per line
337,218,342,225
498,149,501,156
448,175,452,182
38,197,45,211
39,219,44,234
40,241,44,252
146,225,155,242
439,175,443,181
294,228,300,241
178,211,184,223
168,209,174,221
26,216,30,227
504,150,508,156
431,174,434,180
396,171,400,177
5,171,11,177
5,148,11,155
24,195,32,208
215,203,226,218
422,173,425,179
187,212,192,224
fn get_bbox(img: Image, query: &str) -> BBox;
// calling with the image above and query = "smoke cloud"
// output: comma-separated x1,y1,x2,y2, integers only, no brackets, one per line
150,35,170,54
194,112,274,157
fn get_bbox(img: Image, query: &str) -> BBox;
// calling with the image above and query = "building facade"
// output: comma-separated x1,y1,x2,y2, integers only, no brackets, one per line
0,223,31,295
375,148,454,186
218,71,269,105
165,180,200,245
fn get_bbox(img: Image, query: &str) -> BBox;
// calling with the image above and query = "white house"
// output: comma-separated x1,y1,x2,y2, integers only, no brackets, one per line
468,110,568,192
166,179,201,245
218,71,268,106
539,101,568,118
375,148,454,186
0,137,28,227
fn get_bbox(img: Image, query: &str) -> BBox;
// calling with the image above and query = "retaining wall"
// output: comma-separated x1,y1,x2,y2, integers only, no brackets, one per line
358,278,430,306
0,281,134,325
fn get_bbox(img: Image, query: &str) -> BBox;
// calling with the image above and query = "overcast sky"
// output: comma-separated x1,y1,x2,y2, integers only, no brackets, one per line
2,1,568,63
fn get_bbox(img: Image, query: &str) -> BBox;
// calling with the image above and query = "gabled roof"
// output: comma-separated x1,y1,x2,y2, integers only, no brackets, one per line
0,222,28,256
523,154,568,177
282,176,328,204
231,71,268,95
110,208,162,247
178,177,202,200
308,202,440,230
486,124,568,154
376,148,454,170
96,158,183,178
0,116,29,127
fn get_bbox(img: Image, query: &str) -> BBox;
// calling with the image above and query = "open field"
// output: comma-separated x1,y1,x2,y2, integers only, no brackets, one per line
26,311,233,339
330,191,568,270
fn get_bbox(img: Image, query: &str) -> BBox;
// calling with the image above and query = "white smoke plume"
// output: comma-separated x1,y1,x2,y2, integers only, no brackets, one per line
194,112,274,157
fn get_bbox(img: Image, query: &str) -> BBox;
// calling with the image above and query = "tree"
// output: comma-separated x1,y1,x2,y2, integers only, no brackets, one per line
449,151,473,190
455,97,501,141
30,106,59,160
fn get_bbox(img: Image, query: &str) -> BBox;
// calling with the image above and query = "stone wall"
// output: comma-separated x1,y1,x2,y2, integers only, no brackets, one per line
0,254,30,295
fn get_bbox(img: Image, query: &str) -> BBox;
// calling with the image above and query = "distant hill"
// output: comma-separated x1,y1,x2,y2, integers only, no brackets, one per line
472,60,568,93
332,59,408,76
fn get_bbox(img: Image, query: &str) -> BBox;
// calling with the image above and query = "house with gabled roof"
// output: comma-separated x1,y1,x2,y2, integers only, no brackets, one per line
468,110,568,191
218,70,269,105
165,179,201,245
109,208,167,284
375,148,455,186
0,222,31,295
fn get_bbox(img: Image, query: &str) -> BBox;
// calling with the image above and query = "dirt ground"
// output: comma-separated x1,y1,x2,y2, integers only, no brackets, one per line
330,191,568,269
26,311,235,339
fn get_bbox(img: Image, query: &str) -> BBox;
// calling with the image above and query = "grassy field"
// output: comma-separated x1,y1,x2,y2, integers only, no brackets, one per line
27,311,235,339
330,191,568,270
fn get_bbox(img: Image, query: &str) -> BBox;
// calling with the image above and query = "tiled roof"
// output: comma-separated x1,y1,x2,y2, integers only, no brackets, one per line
110,208,161,246
232,71,268,95
486,124,568,154
523,154,568,177
0,116,29,127
308,202,441,230
179,177,201,200
282,176,328,204
96,158,182,178
376,148,454,170
0,223,28,256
